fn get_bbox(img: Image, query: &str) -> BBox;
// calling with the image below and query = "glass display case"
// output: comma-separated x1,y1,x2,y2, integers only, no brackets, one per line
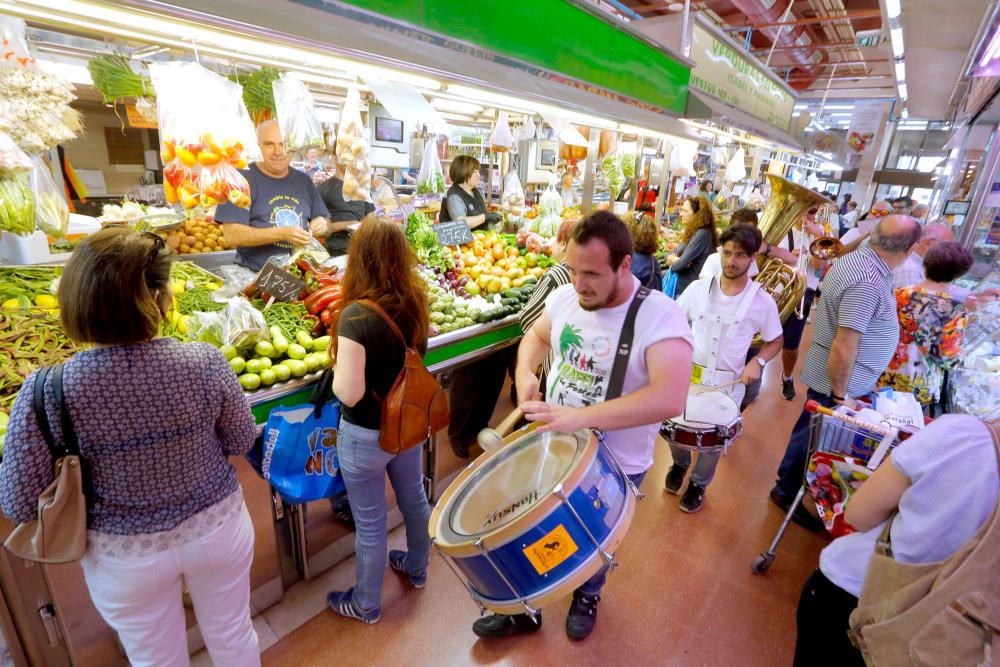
949,296,1000,420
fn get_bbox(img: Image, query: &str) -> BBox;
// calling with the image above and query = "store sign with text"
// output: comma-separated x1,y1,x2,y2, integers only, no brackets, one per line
688,25,795,132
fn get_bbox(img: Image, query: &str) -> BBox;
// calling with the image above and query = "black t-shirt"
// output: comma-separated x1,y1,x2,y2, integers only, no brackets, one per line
337,301,426,429
317,177,375,256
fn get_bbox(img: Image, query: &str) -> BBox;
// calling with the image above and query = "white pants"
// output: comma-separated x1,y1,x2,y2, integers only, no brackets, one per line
81,504,260,667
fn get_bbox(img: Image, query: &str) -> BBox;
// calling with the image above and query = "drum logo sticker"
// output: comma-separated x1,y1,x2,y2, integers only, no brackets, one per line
523,524,578,575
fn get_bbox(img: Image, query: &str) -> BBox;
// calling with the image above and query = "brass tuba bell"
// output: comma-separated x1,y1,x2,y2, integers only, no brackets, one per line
808,203,844,260
754,175,830,336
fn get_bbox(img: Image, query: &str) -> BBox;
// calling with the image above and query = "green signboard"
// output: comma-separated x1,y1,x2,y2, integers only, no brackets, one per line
689,24,795,132
296,0,691,116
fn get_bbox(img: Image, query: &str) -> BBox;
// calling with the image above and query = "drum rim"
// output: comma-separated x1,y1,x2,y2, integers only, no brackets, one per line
671,387,742,430
430,425,599,557
460,490,637,615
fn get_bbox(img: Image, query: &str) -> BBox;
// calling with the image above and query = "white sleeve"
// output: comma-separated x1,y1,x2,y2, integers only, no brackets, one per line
758,293,784,343
642,295,694,350
699,253,721,280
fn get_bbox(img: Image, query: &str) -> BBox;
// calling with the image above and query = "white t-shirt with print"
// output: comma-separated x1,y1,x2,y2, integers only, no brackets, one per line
677,277,782,378
545,277,693,475
699,247,760,281
820,414,998,597
779,228,823,290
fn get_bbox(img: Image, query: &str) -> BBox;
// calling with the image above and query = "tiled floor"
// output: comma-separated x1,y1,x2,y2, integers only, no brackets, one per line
194,340,827,666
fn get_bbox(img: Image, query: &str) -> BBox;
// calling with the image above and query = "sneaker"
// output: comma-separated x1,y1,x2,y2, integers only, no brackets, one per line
327,588,380,624
769,488,792,513
330,496,356,531
781,377,796,401
679,483,706,513
664,465,687,494
451,439,470,458
565,591,600,640
472,613,542,639
389,549,426,589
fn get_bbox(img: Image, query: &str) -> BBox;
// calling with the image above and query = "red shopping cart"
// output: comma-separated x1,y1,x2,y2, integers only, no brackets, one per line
751,400,926,574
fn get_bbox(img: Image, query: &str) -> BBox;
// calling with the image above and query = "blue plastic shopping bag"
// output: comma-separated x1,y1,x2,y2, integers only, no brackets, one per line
258,370,346,505
662,267,678,299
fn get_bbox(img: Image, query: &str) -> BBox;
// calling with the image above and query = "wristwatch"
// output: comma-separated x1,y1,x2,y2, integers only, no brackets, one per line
755,357,767,369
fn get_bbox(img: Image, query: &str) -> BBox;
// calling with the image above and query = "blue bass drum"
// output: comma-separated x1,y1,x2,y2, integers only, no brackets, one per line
429,427,637,616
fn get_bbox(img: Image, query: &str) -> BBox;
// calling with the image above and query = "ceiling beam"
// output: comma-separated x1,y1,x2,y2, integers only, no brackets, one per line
750,41,871,53
725,9,883,31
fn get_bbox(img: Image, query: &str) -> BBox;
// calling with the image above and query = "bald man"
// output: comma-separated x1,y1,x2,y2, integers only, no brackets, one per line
839,200,892,254
771,215,921,530
893,222,954,288
215,120,332,271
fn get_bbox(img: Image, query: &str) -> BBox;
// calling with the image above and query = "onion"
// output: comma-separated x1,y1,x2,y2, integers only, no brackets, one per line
458,275,469,286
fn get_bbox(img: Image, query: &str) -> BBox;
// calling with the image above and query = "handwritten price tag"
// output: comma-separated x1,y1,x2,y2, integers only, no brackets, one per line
256,262,307,302
434,219,474,247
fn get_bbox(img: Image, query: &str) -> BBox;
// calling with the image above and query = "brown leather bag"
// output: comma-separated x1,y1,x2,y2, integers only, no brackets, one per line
358,300,449,455
4,365,87,563
848,420,1000,666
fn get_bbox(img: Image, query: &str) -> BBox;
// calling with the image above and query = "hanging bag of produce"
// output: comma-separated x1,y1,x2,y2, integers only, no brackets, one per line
256,369,345,505
416,136,446,195
335,85,371,202
501,171,526,215
272,73,324,154
31,157,68,238
533,179,563,238
149,62,260,211
489,110,515,153
0,130,32,176
0,130,34,236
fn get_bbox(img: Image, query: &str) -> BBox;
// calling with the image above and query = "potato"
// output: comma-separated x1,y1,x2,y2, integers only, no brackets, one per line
193,241,204,251
179,244,191,253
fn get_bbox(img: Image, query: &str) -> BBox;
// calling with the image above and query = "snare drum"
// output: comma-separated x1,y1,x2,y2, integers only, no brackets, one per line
660,386,743,452
429,427,637,616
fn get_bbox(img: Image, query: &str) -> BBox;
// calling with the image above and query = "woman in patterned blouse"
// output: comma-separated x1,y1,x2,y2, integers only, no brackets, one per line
0,227,260,666
876,242,973,407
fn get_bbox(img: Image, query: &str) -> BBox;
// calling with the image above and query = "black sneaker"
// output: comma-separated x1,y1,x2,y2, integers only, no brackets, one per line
792,504,826,532
679,483,705,513
664,465,687,494
472,613,541,639
565,591,600,640
330,496,356,531
769,488,792,513
781,377,796,401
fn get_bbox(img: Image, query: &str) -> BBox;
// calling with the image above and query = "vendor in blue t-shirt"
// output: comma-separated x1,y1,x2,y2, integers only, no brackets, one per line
215,120,333,271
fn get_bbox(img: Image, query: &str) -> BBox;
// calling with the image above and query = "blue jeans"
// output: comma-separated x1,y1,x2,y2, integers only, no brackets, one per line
667,445,720,488
773,389,837,500
576,471,646,597
337,418,431,613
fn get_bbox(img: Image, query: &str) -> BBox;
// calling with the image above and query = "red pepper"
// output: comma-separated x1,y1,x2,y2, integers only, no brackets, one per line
320,309,335,327
304,285,344,315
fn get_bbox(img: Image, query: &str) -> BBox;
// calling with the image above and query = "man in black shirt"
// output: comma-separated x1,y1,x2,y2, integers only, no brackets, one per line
315,169,375,256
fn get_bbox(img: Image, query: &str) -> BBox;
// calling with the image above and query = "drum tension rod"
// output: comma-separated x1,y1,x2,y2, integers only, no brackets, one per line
595,431,645,500
553,485,617,569
432,539,487,615
473,537,541,622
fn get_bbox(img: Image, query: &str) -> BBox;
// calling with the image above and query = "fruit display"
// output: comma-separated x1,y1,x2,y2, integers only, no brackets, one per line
456,230,553,297
420,266,536,336
160,216,228,254
657,224,682,256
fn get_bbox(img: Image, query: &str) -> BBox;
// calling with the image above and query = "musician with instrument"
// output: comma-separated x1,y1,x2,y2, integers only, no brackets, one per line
665,223,783,513
470,211,693,641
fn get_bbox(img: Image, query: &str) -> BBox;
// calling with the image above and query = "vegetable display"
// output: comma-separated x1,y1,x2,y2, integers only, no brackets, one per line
0,311,77,411
161,217,228,254
404,210,454,274
87,53,153,105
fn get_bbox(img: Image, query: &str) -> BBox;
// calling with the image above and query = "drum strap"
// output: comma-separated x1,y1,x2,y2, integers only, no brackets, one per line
605,286,651,401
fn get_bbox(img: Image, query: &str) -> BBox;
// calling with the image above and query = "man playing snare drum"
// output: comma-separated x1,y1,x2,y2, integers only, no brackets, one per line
667,223,783,512
472,211,693,641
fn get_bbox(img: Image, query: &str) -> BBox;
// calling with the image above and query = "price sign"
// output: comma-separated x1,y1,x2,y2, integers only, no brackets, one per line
434,219,474,247
256,262,307,302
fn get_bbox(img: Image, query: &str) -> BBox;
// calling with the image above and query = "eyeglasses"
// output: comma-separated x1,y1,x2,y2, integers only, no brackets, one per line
870,208,891,217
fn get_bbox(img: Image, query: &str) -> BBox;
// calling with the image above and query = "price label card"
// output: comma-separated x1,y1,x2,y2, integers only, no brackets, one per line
434,219,475,247
256,262,307,302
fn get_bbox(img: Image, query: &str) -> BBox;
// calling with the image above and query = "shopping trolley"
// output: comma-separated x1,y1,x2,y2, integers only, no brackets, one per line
751,400,925,574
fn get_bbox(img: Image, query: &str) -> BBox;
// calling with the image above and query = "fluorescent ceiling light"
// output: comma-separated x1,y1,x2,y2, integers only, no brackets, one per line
431,99,484,115
447,84,619,129
898,83,908,100
823,105,854,110
36,58,92,85
885,0,902,19
438,111,477,123
618,123,698,149
3,0,442,90
894,61,906,81
890,28,905,58
827,113,853,117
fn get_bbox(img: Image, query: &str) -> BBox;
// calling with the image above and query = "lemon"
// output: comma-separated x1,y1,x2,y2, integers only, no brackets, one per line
171,279,187,294
178,315,191,335
168,310,180,326
34,294,58,309
204,281,221,291
2,298,22,311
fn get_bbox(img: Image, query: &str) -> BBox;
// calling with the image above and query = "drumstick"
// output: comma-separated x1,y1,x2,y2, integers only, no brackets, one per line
476,406,524,453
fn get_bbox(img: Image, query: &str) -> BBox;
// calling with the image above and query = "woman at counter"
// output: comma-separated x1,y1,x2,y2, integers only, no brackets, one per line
440,155,502,228
665,195,719,297
326,216,433,624
0,227,259,667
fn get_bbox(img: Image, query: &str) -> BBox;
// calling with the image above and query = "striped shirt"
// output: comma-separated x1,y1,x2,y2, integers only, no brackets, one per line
801,244,899,396
518,262,572,375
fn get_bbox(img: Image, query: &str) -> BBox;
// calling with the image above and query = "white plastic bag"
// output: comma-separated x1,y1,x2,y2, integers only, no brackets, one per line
272,73,324,153
533,180,563,237
0,131,31,176
335,86,371,202
31,157,68,238
150,62,259,210
513,116,535,143
725,147,747,183
489,110,514,153
416,136,445,195
501,172,525,214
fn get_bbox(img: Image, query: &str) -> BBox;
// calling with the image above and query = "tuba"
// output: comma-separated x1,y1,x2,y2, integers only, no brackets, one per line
754,175,829,334
809,203,844,259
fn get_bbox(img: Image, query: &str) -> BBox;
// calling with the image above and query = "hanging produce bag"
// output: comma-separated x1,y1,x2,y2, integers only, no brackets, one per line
601,152,626,200
501,171,526,214
335,85,371,202
0,130,31,176
416,136,445,195
489,110,514,153
257,371,345,505
272,73,324,153
150,62,260,211
725,147,747,183
513,115,535,143
31,157,68,238
532,180,563,238
0,170,34,236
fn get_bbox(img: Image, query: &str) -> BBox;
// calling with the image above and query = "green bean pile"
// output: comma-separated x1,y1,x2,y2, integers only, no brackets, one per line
252,300,310,340
0,311,78,411
176,287,225,315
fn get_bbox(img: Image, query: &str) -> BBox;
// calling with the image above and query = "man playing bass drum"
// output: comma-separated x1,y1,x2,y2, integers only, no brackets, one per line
472,212,693,641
